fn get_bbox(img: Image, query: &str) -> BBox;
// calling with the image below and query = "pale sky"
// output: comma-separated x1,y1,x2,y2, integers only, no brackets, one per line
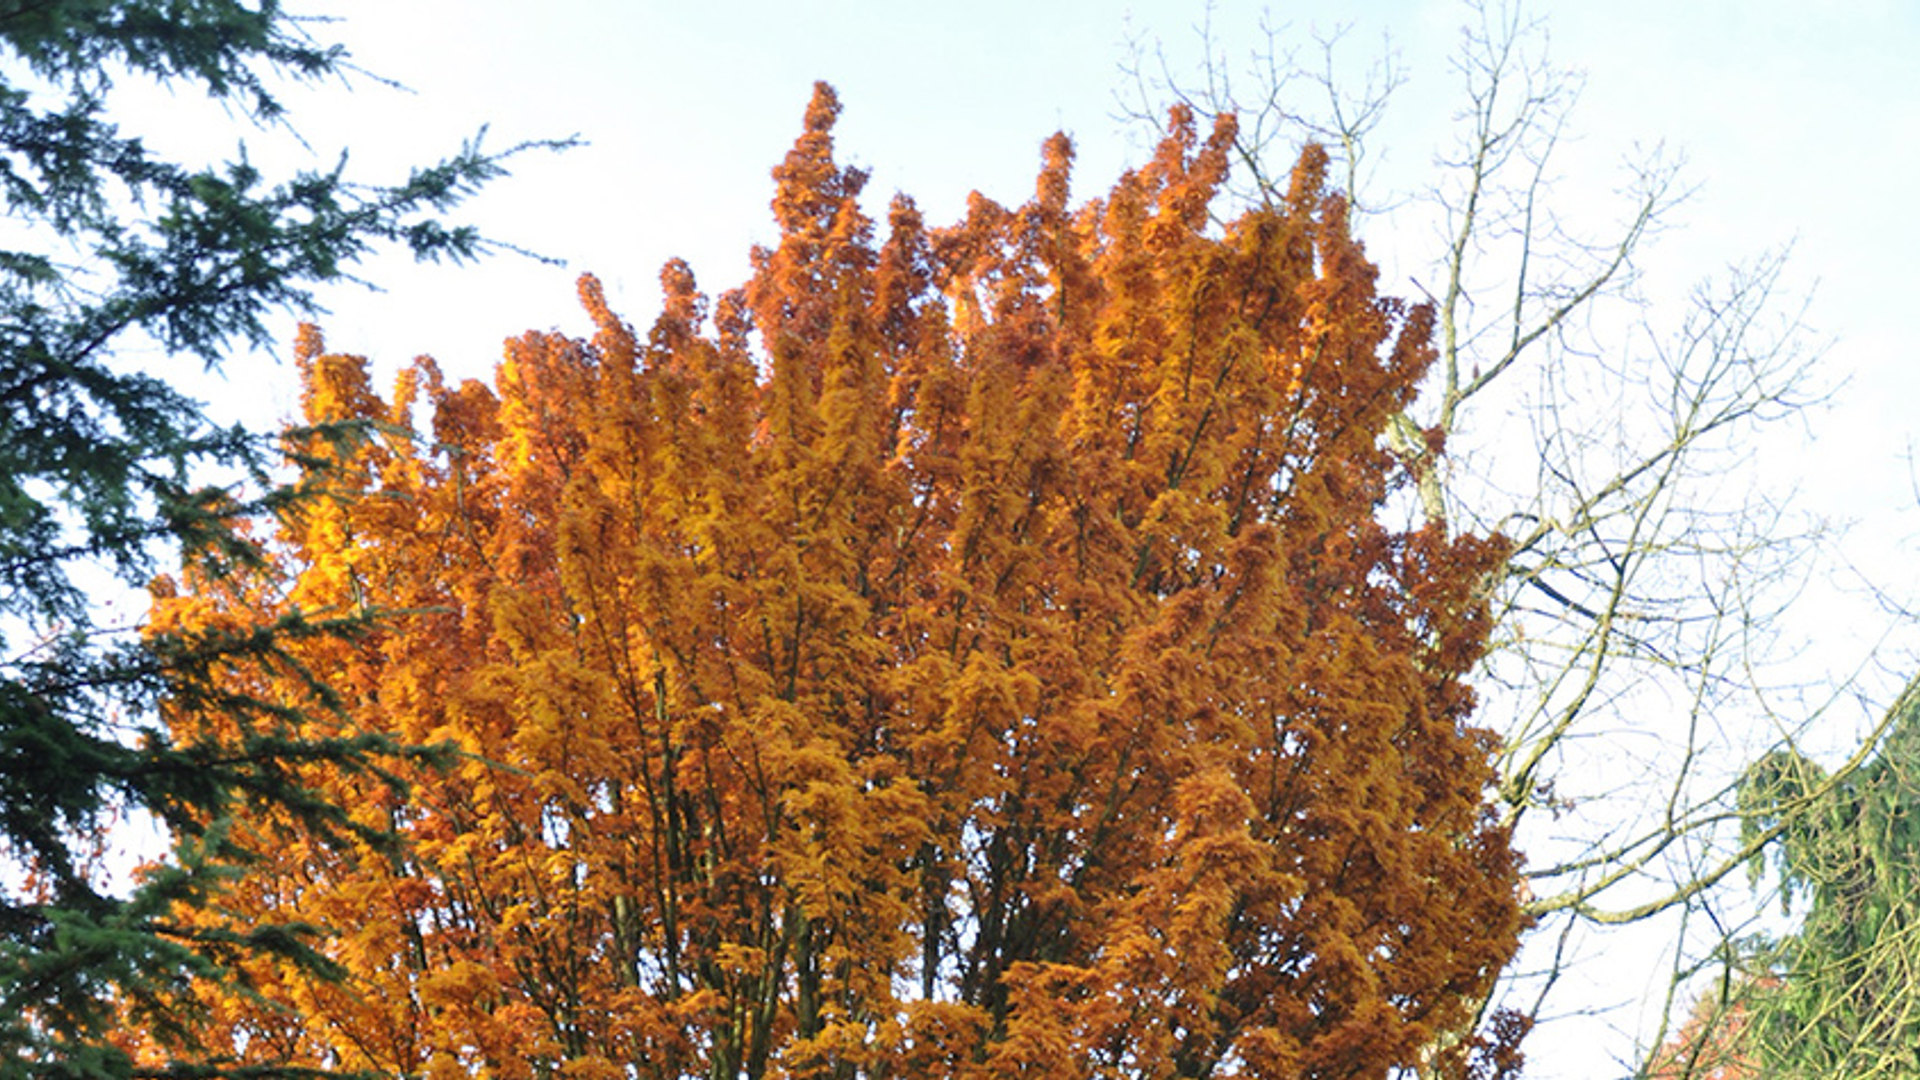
139,2,1920,1075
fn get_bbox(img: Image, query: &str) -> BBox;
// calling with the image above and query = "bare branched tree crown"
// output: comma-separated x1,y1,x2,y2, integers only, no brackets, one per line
1125,2,1910,1075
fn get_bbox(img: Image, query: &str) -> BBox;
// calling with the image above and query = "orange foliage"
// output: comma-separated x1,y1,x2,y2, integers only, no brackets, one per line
1642,986,1761,1080
157,84,1522,1078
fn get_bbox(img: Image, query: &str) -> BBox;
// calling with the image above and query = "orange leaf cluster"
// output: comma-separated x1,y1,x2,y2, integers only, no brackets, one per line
157,84,1522,1079
1642,986,1761,1080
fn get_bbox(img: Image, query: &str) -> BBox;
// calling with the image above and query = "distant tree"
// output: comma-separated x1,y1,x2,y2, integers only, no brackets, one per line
1641,984,1758,1079
1717,675,1920,1077
0,2,559,1075
1638,679,1920,1080
155,84,1525,1078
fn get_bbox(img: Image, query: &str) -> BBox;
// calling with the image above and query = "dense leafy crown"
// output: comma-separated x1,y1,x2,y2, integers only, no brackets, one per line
155,84,1522,1079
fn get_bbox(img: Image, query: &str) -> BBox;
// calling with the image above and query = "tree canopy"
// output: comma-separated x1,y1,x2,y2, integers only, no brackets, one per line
1639,678,1920,1080
152,83,1525,1079
0,2,553,1074
1712,676,1920,1077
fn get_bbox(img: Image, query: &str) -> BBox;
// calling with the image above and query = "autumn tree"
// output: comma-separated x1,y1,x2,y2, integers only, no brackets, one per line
155,84,1525,1078
1640,986,1758,1080
0,2,559,1075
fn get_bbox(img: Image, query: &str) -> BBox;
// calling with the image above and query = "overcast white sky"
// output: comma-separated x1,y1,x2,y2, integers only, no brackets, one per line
142,2,1920,1074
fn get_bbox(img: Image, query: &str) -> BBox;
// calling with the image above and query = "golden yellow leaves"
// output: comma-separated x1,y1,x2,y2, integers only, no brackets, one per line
159,84,1523,1079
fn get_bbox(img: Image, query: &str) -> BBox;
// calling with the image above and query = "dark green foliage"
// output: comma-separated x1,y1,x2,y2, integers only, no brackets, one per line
0,2,556,1074
1734,675,1920,1077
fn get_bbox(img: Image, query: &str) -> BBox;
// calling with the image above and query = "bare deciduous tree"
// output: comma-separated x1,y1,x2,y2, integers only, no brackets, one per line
1124,2,1905,1074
